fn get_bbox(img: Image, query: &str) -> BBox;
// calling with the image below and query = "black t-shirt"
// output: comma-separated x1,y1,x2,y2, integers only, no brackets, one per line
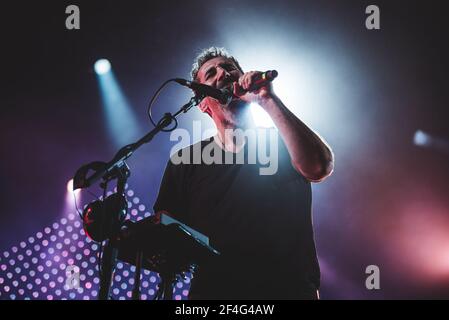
153,128,320,299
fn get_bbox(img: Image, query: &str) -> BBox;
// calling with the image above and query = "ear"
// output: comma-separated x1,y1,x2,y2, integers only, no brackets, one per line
198,99,212,117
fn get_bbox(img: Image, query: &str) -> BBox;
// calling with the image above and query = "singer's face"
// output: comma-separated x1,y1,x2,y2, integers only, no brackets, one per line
197,56,241,89
197,57,249,125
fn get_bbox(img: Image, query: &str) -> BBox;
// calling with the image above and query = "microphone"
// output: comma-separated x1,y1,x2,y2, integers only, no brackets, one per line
234,70,278,96
174,78,232,104
175,70,278,104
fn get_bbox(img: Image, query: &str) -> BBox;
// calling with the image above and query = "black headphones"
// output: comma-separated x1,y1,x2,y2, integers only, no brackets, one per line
82,192,127,242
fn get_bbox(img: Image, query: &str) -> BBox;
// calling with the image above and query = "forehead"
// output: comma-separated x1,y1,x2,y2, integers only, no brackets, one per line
198,56,236,76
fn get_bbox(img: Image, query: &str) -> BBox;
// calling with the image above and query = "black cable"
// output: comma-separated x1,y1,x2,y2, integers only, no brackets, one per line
154,278,165,300
97,241,103,278
147,79,181,131
73,191,83,220
97,180,109,277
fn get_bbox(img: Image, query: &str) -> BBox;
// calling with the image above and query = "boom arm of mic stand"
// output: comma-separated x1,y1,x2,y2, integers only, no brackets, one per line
73,96,200,190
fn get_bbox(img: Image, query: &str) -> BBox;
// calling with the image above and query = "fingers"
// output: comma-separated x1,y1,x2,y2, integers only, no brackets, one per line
238,71,260,91
233,81,246,97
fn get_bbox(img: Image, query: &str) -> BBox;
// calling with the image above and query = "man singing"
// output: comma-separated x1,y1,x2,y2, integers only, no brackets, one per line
154,47,334,299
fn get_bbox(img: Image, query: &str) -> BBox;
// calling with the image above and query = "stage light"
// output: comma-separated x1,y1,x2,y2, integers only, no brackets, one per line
65,179,80,217
94,59,111,75
392,201,449,280
67,179,74,193
94,61,141,147
215,6,367,169
413,130,430,146
413,130,449,155
250,103,275,128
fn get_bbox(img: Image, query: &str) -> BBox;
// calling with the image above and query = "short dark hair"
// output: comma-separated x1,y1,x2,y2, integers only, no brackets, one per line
190,47,244,81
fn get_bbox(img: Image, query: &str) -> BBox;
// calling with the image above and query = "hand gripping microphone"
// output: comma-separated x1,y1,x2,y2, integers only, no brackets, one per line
175,70,278,103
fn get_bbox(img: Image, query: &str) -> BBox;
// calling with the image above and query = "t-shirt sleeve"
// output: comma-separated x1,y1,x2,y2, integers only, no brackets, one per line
153,157,188,221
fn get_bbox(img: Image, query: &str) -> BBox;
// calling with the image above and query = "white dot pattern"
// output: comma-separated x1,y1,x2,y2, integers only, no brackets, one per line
0,188,192,300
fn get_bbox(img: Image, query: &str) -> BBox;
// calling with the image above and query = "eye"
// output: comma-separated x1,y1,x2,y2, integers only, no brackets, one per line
223,64,235,71
205,68,216,80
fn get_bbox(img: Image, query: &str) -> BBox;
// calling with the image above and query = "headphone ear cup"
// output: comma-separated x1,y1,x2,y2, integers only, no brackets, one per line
82,200,105,242
82,194,128,242
105,193,128,222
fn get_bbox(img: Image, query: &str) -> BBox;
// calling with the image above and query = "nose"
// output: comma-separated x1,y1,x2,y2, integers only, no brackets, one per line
216,66,231,82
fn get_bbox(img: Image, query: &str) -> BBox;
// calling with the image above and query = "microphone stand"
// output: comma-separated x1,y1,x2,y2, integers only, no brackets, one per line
74,95,201,300
74,95,201,190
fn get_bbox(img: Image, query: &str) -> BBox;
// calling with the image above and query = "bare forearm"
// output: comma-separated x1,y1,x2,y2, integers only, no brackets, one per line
260,94,334,182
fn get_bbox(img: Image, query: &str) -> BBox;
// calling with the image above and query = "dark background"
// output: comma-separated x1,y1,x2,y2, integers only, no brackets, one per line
1,0,448,299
